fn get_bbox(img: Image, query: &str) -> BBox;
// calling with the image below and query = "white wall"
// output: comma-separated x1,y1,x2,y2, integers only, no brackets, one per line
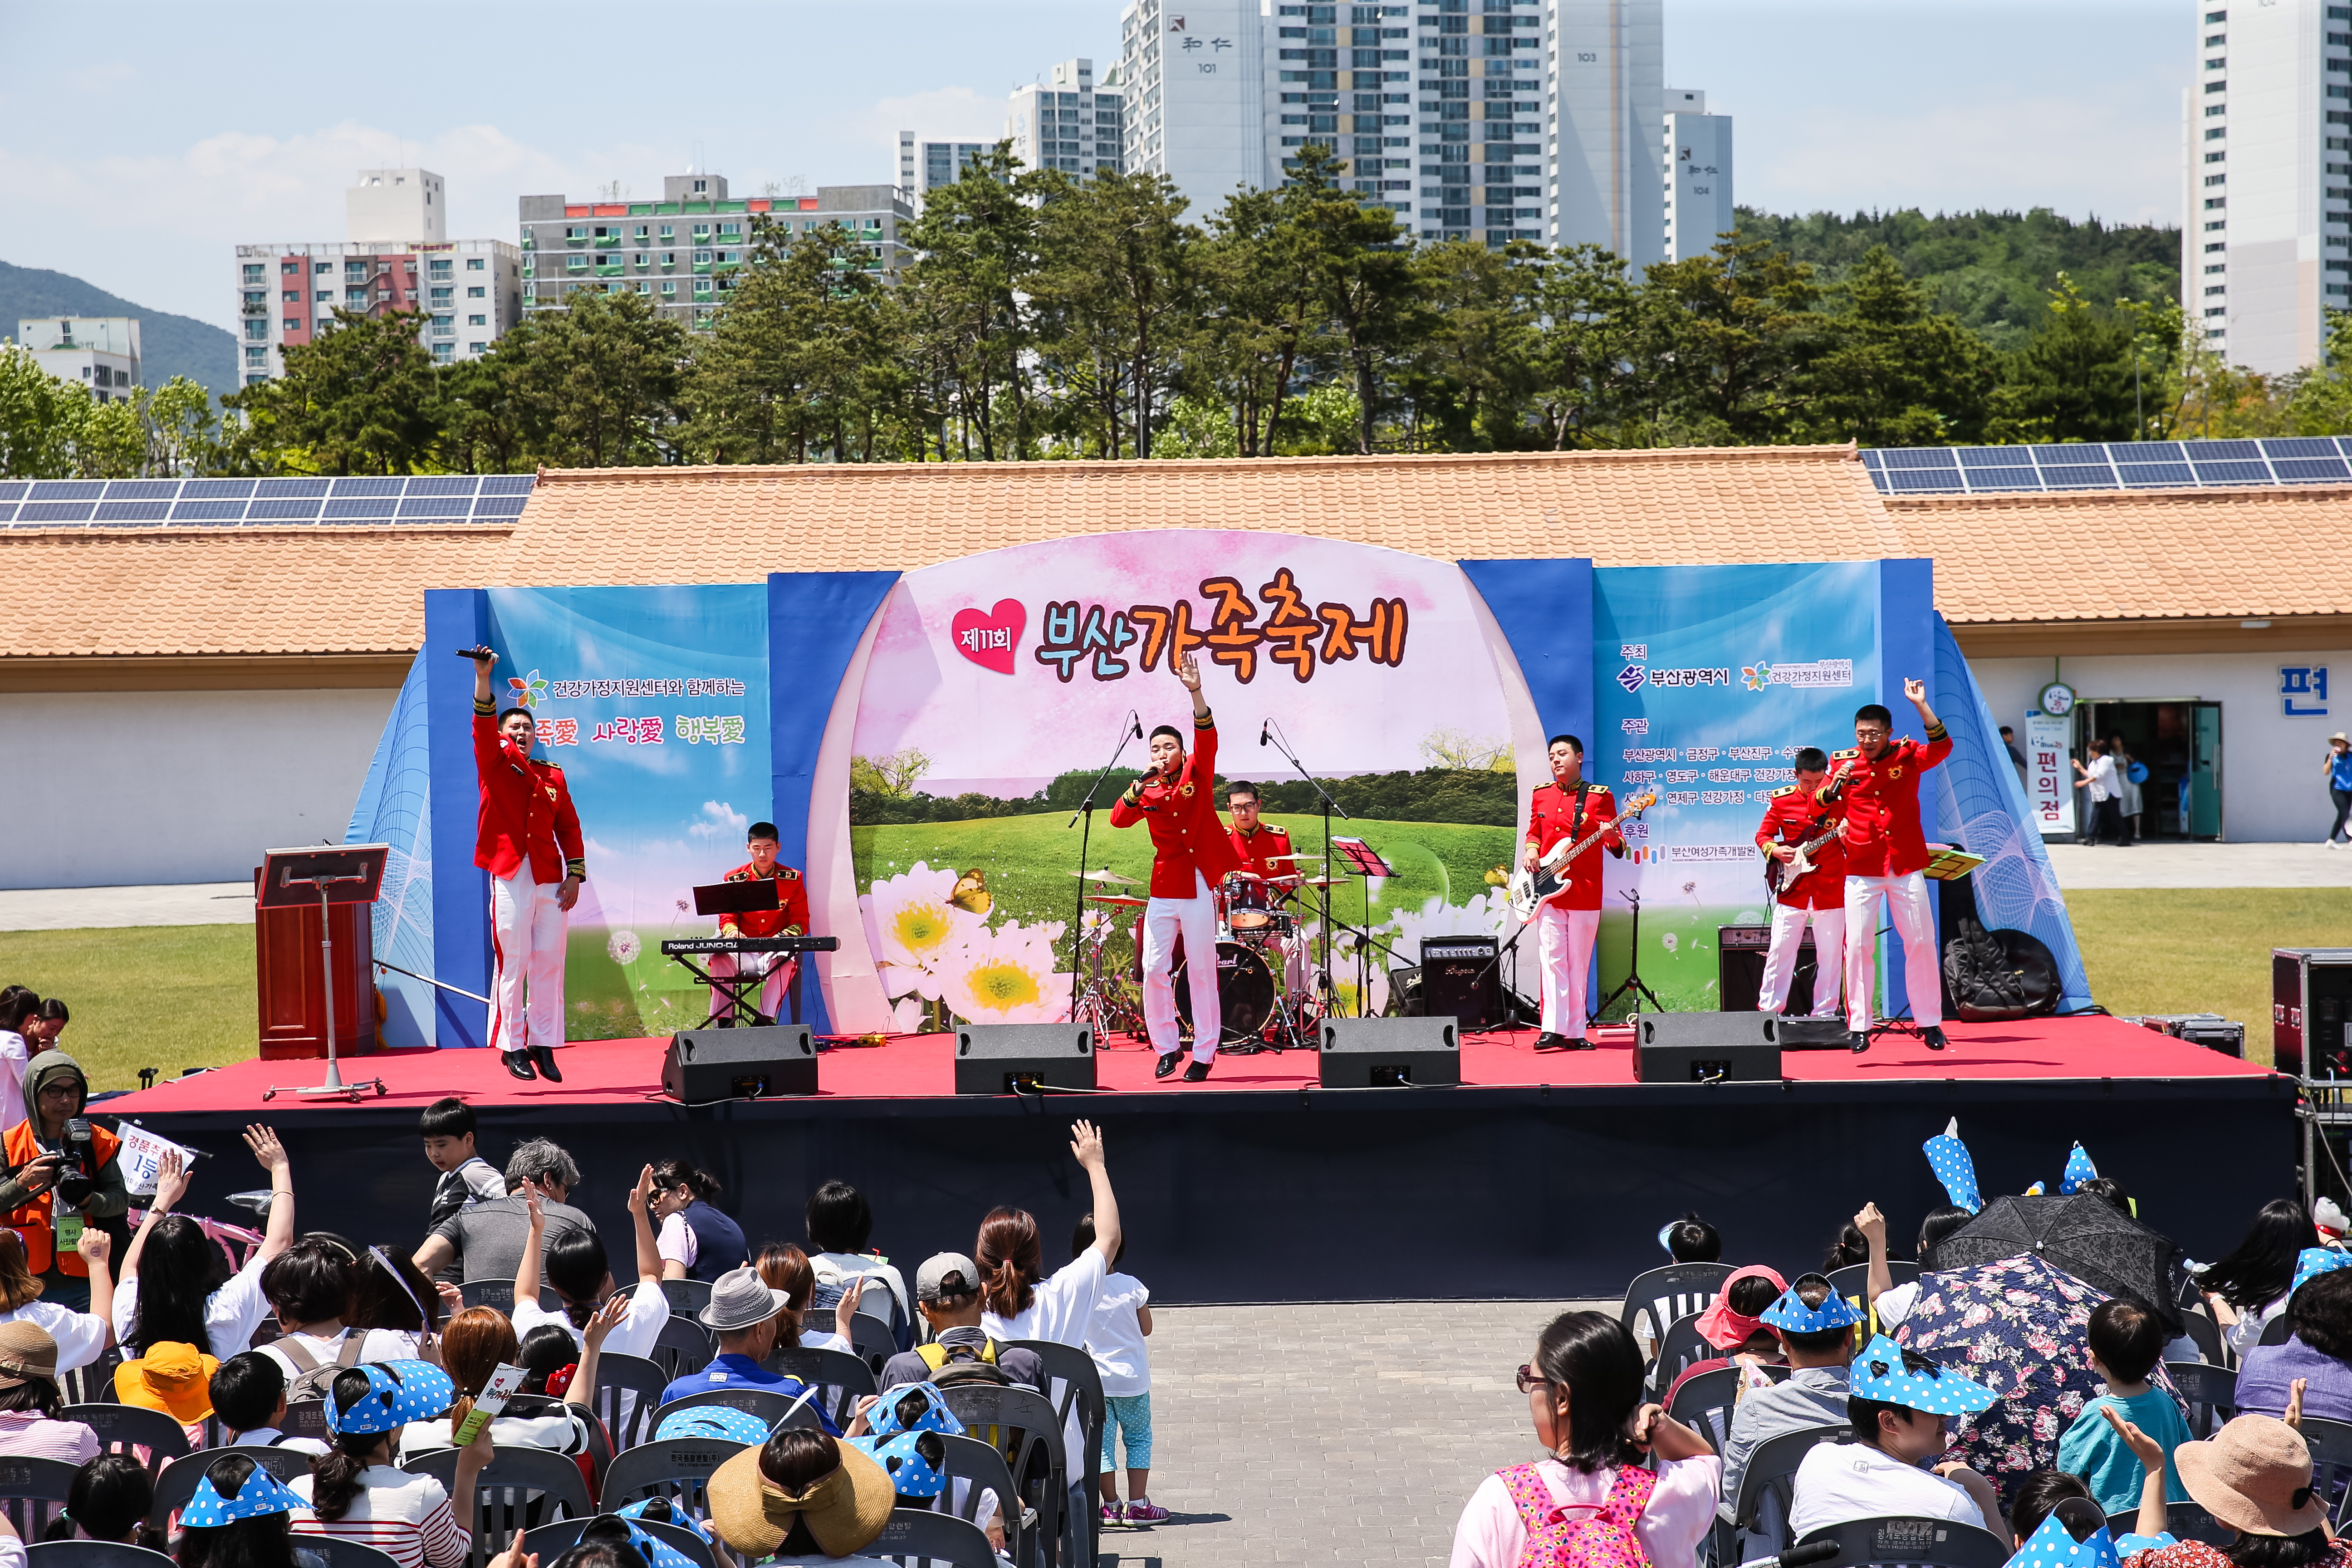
1972,648,2346,843
0,688,397,889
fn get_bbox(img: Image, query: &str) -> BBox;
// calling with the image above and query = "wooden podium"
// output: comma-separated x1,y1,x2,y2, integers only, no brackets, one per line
254,880,380,1061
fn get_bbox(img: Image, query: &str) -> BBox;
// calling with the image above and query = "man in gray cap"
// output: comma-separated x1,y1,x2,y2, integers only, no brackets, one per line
656,1266,840,1433
879,1251,1045,1392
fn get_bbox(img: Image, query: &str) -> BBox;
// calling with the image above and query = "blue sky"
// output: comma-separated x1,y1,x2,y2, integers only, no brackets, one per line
0,0,2188,333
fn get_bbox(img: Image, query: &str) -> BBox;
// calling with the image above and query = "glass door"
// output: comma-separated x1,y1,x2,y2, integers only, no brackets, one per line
2187,701,2223,839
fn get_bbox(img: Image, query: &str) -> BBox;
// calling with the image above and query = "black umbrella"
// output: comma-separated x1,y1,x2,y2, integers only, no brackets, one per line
1934,1194,2186,1333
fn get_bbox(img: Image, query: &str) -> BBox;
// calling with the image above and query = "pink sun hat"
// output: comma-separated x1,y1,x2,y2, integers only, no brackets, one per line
1694,1264,1791,1349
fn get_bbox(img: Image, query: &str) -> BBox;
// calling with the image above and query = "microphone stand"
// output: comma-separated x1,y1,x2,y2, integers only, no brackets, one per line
1261,722,1353,1019
1066,710,1144,1026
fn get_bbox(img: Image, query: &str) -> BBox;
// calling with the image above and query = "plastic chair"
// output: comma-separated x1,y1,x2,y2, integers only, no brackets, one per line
2163,1361,2237,1438
849,1313,896,1374
0,1455,83,1540
25,1544,177,1568
402,1445,592,1568
649,1318,716,1382
282,1401,332,1442
1009,1339,1107,1566
1646,1313,1717,1398
2260,1313,2294,1348
1824,1261,1920,1297
150,1447,318,1528
935,1433,1036,1568
598,1438,748,1533
523,1514,718,1568
1664,1363,1791,1456
587,1351,671,1453
59,1403,189,1479
869,1507,1000,1568
459,1281,561,1314
291,1537,406,1568
936,1386,1064,1568
1794,1515,2012,1568
2180,1308,2226,1366
1711,1424,1852,1568
658,1279,712,1316
1617,1263,1733,1358
764,1347,878,1432
649,1387,823,1437
2106,1501,2233,1547
58,1349,122,1408
2294,1416,2352,1529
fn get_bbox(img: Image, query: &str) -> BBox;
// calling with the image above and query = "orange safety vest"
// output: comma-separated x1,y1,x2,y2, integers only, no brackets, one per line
2,1120,120,1277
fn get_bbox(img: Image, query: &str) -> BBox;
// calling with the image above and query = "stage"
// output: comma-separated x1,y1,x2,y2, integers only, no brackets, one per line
108,1016,2300,1303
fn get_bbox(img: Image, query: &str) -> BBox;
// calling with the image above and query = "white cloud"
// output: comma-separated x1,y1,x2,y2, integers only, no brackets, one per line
860,86,1014,147
688,801,748,840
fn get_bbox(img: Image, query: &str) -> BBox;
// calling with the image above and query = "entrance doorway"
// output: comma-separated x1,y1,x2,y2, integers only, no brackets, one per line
2076,700,2224,841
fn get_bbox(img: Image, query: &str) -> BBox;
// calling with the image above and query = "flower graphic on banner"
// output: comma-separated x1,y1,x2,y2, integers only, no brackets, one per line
1741,664,1772,692
507,669,549,708
939,919,1071,1025
860,861,985,1002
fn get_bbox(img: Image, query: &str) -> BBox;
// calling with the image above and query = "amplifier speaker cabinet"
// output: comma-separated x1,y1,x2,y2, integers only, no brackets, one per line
954,1024,1096,1095
1320,1016,1460,1088
2273,949,2352,1077
1420,936,1503,1029
1716,924,1818,1015
662,1025,817,1101
1635,1011,1783,1084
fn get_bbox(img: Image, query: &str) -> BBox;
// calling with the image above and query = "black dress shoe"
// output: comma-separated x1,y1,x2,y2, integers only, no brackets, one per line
1921,1026,1949,1051
1847,1032,1871,1054
531,1046,564,1082
1155,1051,1183,1079
1534,1031,1572,1053
502,1050,537,1081
1182,1059,1212,1082
1563,1037,1595,1051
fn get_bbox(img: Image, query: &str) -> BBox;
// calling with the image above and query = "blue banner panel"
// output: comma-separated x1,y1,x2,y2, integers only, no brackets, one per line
424,588,491,1048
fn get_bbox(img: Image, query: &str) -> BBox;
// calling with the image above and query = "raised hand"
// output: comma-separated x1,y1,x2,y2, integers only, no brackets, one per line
1175,651,1202,692
2100,1405,2166,1468
1854,1202,1886,1246
245,1125,289,1175
583,1290,631,1352
1070,1119,1107,1171
629,1165,654,1215
152,1150,192,1214
1903,677,1927,706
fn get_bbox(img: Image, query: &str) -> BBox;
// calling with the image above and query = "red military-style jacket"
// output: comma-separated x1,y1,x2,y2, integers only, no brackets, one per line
473,706,586,885
1229,820,1296,883
1524,780,1622,913
1754,785,1847,910
1833,726,1953,878
719,861,811,940
1109,711,1245,900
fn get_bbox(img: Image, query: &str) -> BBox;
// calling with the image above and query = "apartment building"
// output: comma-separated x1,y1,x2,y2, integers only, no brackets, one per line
1121,0,1269,217
1662,87,1733,262
15,318,141,402
1008,59,1129,182
900,134,994,207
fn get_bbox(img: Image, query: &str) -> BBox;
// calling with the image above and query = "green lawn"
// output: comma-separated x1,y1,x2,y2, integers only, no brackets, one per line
0,924,259,1091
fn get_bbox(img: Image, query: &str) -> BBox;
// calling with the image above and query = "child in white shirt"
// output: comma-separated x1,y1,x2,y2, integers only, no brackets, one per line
1073,1214,1160,1527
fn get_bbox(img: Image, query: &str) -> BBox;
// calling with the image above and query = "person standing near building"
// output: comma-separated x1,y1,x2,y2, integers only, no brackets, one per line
463,647,584,1083
2324,732,2352,846
1999,726,2028,789
2073,741,2122,848
2106,733,2142,846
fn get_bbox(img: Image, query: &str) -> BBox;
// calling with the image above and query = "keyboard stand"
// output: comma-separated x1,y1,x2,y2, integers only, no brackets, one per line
663,950,800,1028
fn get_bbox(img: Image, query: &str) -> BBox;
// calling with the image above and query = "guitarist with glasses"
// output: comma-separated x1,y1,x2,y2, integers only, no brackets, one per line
1520,734,1625,1053
1754,747,1852,1020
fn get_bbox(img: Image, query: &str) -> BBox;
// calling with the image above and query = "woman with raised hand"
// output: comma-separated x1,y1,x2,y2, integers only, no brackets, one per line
118,1127,295,1360
510,1166,670,1361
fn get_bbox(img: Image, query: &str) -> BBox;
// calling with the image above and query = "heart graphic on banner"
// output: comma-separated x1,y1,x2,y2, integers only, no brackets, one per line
950,600,1025,676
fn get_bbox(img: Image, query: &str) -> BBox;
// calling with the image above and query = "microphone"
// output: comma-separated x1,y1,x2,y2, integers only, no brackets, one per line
1259,720,1270,747
1131,714,1143,740
452,646,493,660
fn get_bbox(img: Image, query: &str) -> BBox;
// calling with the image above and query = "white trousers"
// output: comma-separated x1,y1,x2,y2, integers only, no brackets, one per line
1141,872,1220,1063
1533,903,1601,1037
490,867,568,1054
1842,871,1941,1030
710,951,798,1024
1758,903,1846,1017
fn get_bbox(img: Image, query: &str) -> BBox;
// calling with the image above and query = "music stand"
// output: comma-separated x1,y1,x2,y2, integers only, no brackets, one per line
260,845,389,1102
1329,837,1396,1015
680,880,798,1026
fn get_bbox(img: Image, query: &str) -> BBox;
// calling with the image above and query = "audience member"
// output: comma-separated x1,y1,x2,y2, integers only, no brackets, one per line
2009,1469,2097,1551
1,1053,130,1311
706,1427,897,1566
418,1100,503,1250
42,1453,166,1550
0,1229,108,1375
115,1339,219,1443
805,1180,909,1323
881,1253,1044,1392
1661,1265,1789,1406
510,1172,670,1360
1822,1223,1869,1272
2058,1296,2196,1512
977,1119,1122,1347
649,1159,748,1281
395,1302,608,1463
1448,1311,1719,1568
292,1362,487,1568
1787,1334,2004,1546
1719,1276,1862,1558
340,1238,446,1347
1861,1200,1975,1330
2078,1176,2136,1218
1074,1211,1161,1526
118,1131,294,1361
210,1351,328,1455
2236,1260,2352,1423
757,1243,855,1356
411,1139,594,1286
0,1322,98,1462
1661,1213,1721,1264
178,1453,331,1568
2199,1200,2311,1358
27,1001,66,1057
2117,1415,2352,1568
256,1238,422,1387
0,991,34,1130
657,1268,838,1431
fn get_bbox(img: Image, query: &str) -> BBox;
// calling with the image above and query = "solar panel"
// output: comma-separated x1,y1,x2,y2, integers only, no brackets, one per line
2190,460,2273,484
2117,463,2195,487
3,474,535,529
2274,457,2352,483
1861,438,2352,495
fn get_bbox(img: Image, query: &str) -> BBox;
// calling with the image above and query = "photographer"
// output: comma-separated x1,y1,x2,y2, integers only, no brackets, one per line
0,1054,129,1312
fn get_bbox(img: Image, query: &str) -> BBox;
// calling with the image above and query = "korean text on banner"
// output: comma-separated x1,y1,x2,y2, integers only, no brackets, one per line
115,1122,200,1199
2024,711,2075,836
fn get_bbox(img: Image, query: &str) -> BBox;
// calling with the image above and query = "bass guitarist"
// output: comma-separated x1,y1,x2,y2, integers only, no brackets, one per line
1753,747,1850,1020
1520,734,1624,1053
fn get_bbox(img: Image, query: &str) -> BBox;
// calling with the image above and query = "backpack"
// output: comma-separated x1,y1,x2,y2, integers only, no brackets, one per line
1499,1460,1656,1568
275,1331,370,1405
915,1338,1014,1389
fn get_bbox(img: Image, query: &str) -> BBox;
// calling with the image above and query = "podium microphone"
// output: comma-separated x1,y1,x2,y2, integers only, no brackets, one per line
1131,713,1143,740
1259,719,1270,747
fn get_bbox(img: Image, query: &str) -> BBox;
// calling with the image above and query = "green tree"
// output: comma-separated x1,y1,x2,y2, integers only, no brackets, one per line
2288,310,2352,436
0,343,87,477
1799,246,1995,446
1984,273,2143,444
895,146,1046,460
1192,147,1342,456
1298,178,1414,454
1642,235,1821,444
223,308,440,475
1523,245,1654,449
1030,171,1199,457
1400,238,1537,452
501,289,688,467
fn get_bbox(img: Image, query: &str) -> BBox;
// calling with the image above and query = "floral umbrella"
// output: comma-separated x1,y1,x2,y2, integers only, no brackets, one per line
1893,1251,2166,1502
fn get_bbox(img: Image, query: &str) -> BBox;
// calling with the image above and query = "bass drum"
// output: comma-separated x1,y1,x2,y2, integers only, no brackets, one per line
1174,941,1275,1044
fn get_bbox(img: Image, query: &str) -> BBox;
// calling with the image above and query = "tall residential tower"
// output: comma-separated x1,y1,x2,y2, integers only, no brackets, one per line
1121,0,1268,219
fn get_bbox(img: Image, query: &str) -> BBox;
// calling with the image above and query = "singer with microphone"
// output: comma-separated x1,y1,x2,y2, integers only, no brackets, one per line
1110,651,1242,1082
0,1053,127,1312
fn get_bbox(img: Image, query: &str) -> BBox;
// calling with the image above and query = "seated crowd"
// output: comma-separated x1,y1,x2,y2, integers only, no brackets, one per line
0,1091,1152,1568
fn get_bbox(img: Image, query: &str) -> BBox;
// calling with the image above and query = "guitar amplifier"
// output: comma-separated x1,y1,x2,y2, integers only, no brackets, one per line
1717,924,1818,1015
1420,936,1502,1029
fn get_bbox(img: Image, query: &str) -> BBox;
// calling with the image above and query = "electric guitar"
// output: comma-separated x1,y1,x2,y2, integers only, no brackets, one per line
1763,752,1859,899
1508,789,1657,922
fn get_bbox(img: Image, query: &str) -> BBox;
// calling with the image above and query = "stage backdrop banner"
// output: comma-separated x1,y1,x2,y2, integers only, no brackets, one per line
347,653,436,1048
831,530,1539,1031
1591,561,1883,1014
476,584,774,1043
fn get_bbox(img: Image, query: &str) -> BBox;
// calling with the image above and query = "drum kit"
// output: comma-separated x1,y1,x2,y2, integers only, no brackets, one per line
1067,857,1352,1052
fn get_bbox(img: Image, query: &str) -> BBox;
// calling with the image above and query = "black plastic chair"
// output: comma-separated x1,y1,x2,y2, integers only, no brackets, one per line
2180,1308,2226,1366
523,1515,718,1568
598,1438,748,1533
58,1349,122,1408
935,1433,1036,1568
1712,1424,1853,1568
1794,1515,2012,1568
937,1386,1064,1568
849,1312,896,1374
649,1387,823,1437
1646,1313,1718,1398
2295,1416,2352,1530
869,1507,1000,1568
648,1318,715,1382
459,1281,561,1314
658,1279,713,1316
2107,1500,2233,1547
1618,1262,1733,1358
2164,1361,2238,1438
25,1544,176,1568
0,1455,83,1540
59,1403,189,1479
1824,1261,1920,1297
765,1347,879,1433
1010,1338,1107,1567
588,1351,671,1453
402,1445,592,1568
149,1446,318,1528
1665,1362,1791,1456
291,1537,406,1568
282,1400,332,1442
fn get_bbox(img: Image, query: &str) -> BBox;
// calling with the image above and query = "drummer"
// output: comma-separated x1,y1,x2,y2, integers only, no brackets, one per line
1225,782,1305,990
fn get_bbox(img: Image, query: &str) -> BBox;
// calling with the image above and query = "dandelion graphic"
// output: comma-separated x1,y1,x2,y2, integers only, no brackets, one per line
507,669,549,708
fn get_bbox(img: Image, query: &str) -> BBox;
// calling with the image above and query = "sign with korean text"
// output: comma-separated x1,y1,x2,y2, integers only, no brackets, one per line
2283,665,2331,717
2024,710,2075,836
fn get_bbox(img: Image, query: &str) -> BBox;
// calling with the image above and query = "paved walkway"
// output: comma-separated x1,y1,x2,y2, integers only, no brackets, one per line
0,882,252,931
2043,841,2350,890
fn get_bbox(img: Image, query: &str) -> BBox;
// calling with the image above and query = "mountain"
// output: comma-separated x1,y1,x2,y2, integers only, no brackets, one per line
0,258,237,401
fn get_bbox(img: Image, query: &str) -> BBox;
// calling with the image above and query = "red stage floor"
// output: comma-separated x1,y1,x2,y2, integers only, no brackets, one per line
107,1014,2270,1115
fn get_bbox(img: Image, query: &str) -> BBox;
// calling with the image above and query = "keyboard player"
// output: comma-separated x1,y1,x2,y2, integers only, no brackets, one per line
709,820,811,1025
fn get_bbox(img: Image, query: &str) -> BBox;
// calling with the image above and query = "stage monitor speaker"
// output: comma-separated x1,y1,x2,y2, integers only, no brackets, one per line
1716,924,1817,1015
1320,1016,1459,1088
1767,1015,1850,1050
954,1024,1095,1095
1420,936,1502,1029
662,1025,816,1102
1634,1012,1782,1084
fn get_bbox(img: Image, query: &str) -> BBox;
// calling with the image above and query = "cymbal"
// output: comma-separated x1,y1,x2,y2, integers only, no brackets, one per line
1267,852,1326,862
1068,868,1142,885
1303,875,1355,887
1088,894,1147,907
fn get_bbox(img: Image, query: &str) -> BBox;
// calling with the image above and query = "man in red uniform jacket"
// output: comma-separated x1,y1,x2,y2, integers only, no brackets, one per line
1520,734,1622,1051
1753,747,1848,1019
1226,779,1304,993
710,820,812,1025
1110,652,1241,1081
468,648,585,1082
1833,678,1954,1053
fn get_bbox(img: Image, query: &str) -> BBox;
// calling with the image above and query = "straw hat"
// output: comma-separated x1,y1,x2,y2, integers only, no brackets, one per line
2174,1415,2328,1537
0,1322,59,1390
706,1438,895,1558
115,1342,221,1424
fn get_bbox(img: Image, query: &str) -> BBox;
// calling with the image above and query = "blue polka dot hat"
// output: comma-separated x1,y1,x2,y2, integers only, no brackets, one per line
1848,1333,1996,1416
180,1466,305,1528
2291,1247,2352,1298
1759,1278,1863,1334
325,1360,456,1436
850,1431,948,1498
2010,1503,2122,1568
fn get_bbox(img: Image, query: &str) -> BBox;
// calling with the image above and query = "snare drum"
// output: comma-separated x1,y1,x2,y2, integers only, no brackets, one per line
1221,872,1274,932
